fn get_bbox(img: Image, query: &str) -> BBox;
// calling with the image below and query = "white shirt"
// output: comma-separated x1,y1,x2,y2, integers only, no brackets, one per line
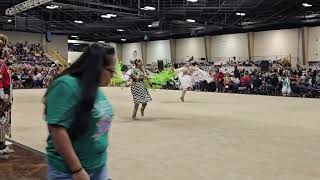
231,77,240,84
33,73,42,81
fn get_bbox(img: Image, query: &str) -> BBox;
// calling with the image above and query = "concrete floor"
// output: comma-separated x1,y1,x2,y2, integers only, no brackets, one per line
11,88,320,180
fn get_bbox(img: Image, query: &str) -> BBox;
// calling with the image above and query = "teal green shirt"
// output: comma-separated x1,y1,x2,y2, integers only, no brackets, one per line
45,75,114,173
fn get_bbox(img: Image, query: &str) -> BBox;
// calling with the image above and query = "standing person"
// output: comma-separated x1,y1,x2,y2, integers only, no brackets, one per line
281,73,292,96
44,43,116,180
215,69,224,92
311,70,317,87
0,34,13,155
234,66,240,79
130,59,152,120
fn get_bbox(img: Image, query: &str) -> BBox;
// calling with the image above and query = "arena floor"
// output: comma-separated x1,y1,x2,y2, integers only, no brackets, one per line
10,88,320,180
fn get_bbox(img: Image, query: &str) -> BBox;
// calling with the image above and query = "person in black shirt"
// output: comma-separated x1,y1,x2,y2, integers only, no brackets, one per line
234,66,240,79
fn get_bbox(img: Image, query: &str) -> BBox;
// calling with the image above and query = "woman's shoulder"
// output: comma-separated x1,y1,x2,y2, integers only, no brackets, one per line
52,75,79,88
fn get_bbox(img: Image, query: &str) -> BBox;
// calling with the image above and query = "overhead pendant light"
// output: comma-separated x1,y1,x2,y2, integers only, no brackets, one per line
186,19,196,23
7,19,12,23
141,6,156,10
121,38,127,42
302,3,312,7
236,12,246,16
101,14,117,18
46,5,59,9
74,20,84,24
117,29,125,32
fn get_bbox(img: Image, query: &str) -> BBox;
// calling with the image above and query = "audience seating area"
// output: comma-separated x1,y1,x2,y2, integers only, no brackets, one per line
143,60,320,98
3,42,320,98
4,42,62,89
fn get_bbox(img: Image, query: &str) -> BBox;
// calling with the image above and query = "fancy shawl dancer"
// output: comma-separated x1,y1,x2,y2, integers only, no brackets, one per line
130,59,152,120
175,62,194,102
0,34,13,155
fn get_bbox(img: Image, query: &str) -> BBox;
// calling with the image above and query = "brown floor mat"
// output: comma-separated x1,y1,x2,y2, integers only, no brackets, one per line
0,140,46,180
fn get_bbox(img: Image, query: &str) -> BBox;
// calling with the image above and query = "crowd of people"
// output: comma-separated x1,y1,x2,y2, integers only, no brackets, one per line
10,64,62,89
6,41,53,66
1,41,62,89
155,60,320,98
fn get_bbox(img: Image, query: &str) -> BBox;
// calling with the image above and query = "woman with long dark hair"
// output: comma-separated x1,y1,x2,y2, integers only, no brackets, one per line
130,59,152,120
44,43,116,180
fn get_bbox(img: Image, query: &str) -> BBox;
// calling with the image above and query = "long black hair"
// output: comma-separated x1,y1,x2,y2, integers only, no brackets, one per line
45,43,115,140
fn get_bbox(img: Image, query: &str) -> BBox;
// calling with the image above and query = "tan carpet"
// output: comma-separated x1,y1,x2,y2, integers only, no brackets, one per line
11,88,320,180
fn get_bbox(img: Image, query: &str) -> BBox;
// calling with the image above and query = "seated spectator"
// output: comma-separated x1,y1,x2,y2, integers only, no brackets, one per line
252,74,262,93
240,71,252,89
223,73,231,92
32,68,43,88
230,73,240,92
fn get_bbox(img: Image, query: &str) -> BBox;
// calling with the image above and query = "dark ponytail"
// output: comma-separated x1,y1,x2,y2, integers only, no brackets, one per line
45,43,115,140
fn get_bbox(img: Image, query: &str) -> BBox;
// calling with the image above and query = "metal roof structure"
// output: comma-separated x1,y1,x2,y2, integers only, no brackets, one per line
0,0,319,43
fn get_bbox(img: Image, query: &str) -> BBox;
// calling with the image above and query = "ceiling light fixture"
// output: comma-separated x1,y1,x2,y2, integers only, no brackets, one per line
186,19,196,23
141,6,156,10
7,19,12,23
302,3,312,7
187,0,198,2
121,38,127,42
305,13,319,19
71,35,78,38
73,44,80,46
98,41,105,43
236,12,246,16
117,29,125,32
46,5,59,9
101,14,117,18
74,20,83,24
148,24,152,27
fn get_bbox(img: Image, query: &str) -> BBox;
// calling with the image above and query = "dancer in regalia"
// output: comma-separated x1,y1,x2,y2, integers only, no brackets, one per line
130,59,152,120
176,62,194,102
0,34,13,155
282,71,291,96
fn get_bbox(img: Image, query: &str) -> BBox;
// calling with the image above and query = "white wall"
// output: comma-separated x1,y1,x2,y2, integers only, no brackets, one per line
68,51,83,64
121,42,142,65
254,29,299,58
308,26,320,62
211,33,249,60
176,37,206,61
147,40,171,64
46,35,68,60
67,42,119,64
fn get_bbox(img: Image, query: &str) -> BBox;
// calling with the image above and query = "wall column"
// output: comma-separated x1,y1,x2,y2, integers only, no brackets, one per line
248,32,254,60
116,43,122,62
170,39,176,63
205,36,212,61
302,27,309,65
141,41,147,64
